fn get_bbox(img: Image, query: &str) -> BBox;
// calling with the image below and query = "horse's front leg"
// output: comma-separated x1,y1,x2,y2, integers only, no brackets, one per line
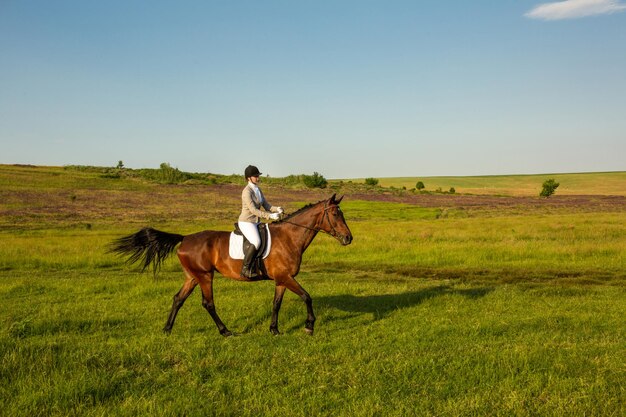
281,277,316,335
270,285,287,335
302,290,316,335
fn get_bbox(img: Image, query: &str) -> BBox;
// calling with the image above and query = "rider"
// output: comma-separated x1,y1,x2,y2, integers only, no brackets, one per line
238,165,283,278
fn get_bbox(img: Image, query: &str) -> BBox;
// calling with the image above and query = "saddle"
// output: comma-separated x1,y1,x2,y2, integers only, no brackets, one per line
232,223,269,260
230,223,270,277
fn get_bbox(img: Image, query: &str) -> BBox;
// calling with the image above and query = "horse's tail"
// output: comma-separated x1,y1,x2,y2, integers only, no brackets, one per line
109,227,185,273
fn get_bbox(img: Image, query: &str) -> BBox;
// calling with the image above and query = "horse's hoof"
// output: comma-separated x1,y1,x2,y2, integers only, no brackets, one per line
270,328,280,336
304,328,314,336
162,327,172,335
221,330,234,337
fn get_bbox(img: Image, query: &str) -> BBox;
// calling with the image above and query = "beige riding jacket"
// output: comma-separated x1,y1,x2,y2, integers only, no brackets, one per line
238,183,279,223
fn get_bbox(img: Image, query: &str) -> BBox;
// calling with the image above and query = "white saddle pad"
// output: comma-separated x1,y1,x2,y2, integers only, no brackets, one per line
228,231,272,260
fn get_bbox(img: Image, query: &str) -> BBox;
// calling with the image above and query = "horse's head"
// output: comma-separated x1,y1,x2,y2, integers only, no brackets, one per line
321,194,353,246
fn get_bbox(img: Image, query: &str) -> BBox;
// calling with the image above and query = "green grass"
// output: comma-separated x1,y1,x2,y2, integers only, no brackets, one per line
327,210,626,281
1,271,624,416
348,171,626,196
1,165,625,416
0,165,155,192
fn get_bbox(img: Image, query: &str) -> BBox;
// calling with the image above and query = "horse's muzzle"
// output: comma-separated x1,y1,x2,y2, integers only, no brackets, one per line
341,234,353,246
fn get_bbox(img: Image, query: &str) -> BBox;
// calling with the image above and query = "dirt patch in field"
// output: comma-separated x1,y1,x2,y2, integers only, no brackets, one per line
343,191,626,212
1,183,624,230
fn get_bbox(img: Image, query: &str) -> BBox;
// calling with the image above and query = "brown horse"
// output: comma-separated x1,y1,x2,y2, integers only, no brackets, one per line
110,194,352,336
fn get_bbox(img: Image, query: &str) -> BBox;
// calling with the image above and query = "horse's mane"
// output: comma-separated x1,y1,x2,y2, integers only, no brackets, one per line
277,199,326,223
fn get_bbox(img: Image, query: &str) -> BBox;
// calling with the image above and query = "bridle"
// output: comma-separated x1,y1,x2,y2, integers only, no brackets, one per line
278,201,343,240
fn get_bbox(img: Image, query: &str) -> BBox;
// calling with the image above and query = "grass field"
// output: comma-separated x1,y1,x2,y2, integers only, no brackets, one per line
1,165,625,416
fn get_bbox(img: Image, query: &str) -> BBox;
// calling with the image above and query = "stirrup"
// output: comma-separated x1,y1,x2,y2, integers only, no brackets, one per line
240,266,258,279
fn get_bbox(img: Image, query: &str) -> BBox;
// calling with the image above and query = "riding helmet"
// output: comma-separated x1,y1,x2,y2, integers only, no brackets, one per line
244,165,262,178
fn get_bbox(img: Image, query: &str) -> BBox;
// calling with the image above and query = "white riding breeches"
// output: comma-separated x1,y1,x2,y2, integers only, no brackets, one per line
238,221,261,249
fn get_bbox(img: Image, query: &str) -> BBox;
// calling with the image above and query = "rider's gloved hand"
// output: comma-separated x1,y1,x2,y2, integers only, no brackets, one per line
269,213,281,220
276,207,284,214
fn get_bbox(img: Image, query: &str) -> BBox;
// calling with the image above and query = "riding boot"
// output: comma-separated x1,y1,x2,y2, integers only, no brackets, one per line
241,243,259,279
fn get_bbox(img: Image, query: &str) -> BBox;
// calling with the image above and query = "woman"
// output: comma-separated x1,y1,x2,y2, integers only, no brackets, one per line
238,165,283,278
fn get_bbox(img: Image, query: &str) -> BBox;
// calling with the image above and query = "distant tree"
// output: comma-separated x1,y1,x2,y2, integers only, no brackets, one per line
365,177,379,186
540,179,560,198
116,160,124,169
416,181,425,190
449,187,456,194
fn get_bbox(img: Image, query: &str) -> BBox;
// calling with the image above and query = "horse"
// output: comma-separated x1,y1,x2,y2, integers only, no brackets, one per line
110,194,353,336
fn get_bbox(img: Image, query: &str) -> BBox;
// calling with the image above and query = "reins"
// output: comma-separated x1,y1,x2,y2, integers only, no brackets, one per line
277,202,341,239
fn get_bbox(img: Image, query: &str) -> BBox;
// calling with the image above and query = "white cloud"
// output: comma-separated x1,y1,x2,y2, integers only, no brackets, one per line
525,0,626,20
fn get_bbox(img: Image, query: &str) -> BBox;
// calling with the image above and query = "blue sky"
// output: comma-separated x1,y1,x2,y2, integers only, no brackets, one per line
1,1,625,178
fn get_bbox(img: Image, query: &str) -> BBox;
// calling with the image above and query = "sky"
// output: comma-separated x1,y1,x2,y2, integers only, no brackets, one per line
1,0,625,179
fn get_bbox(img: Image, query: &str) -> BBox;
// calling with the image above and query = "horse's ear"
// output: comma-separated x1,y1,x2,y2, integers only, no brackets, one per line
336,195,344,204
330,193,337,203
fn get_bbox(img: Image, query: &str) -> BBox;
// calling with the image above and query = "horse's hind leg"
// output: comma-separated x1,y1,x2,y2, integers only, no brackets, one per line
198,273,233,337
163,273,197,333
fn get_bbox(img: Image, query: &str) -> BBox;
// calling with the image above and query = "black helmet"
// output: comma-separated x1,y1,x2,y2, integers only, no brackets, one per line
244,165,262,178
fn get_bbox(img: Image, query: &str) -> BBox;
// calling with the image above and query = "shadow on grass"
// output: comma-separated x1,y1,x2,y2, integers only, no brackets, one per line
317,285,493,321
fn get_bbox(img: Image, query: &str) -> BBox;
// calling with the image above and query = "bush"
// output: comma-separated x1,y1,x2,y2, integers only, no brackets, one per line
100,170,121,179
449,187,456,194
134,163,192,184
540,179,560,198
416,181,425,190
365,178,379,186
302,172,328,189
157,163,190,184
